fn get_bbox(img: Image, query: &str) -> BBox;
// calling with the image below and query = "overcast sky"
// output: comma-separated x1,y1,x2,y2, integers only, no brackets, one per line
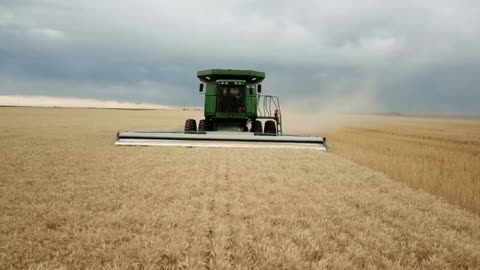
1,0,479,114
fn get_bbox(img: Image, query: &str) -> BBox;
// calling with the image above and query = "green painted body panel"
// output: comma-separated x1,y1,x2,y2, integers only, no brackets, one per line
199,69,272,131
204,82,216,116
201,69,264,120
245,95,257,117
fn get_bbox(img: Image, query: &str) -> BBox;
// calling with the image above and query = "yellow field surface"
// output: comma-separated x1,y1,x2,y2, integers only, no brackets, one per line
322,115,480,215
1,107,479,269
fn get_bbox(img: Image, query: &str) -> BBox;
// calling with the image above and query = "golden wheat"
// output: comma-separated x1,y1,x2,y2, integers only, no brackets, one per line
322,115,480,215
0,108,479,269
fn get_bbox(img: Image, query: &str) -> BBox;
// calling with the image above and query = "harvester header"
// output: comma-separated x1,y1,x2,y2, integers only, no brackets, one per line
116,69,327,150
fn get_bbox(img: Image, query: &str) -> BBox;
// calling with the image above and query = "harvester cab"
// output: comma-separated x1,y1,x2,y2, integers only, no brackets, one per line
193,69,281,134
116,69,327,150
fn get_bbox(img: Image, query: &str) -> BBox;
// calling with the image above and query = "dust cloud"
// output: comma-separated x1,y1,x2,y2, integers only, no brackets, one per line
280,83,382,134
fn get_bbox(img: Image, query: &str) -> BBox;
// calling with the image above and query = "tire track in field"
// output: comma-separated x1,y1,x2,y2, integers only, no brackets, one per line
203,150,241,269
200,150,228,269
218,152,237,269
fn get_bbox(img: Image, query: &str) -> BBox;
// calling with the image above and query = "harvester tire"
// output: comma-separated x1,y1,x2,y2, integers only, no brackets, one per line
251,120,262,133
264,120,277,134
198,119,208,132
184,119,197,132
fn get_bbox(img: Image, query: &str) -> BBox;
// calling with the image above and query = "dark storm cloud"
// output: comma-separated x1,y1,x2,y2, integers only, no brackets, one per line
0,0,479,113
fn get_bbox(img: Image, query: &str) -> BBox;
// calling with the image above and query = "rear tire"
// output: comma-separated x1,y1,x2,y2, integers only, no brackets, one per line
251,120,262,133
198,119,207,132
184,119,197,132
264,120,277,134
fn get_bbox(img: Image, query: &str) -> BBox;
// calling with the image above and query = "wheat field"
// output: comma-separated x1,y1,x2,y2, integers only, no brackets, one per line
0,107,479,269
322,115,480,215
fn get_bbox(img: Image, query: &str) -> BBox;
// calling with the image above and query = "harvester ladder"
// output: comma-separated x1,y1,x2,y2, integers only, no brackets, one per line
257,95,282,134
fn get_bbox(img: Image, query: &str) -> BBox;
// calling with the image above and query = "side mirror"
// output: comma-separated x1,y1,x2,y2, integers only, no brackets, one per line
257,84,262,93
199,83,204,93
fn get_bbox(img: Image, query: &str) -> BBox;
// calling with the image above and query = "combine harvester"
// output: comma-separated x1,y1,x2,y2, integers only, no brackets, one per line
116,69,328,150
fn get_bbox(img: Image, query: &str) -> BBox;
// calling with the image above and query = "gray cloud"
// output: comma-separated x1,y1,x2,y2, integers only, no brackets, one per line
1,0,479,114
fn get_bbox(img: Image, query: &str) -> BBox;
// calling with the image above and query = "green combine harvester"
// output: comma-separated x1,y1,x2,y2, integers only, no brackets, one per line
116,69,327,150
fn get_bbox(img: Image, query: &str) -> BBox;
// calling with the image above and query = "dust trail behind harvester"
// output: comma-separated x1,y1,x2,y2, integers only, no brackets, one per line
281,84,383,134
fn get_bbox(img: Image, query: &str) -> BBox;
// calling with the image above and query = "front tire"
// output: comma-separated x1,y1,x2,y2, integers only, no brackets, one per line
184,119,197,132
264,120,277,134
198,119,207,132
251,120,262,133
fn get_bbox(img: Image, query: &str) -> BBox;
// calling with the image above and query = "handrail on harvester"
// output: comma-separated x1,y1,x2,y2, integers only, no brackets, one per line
257,95,282,134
